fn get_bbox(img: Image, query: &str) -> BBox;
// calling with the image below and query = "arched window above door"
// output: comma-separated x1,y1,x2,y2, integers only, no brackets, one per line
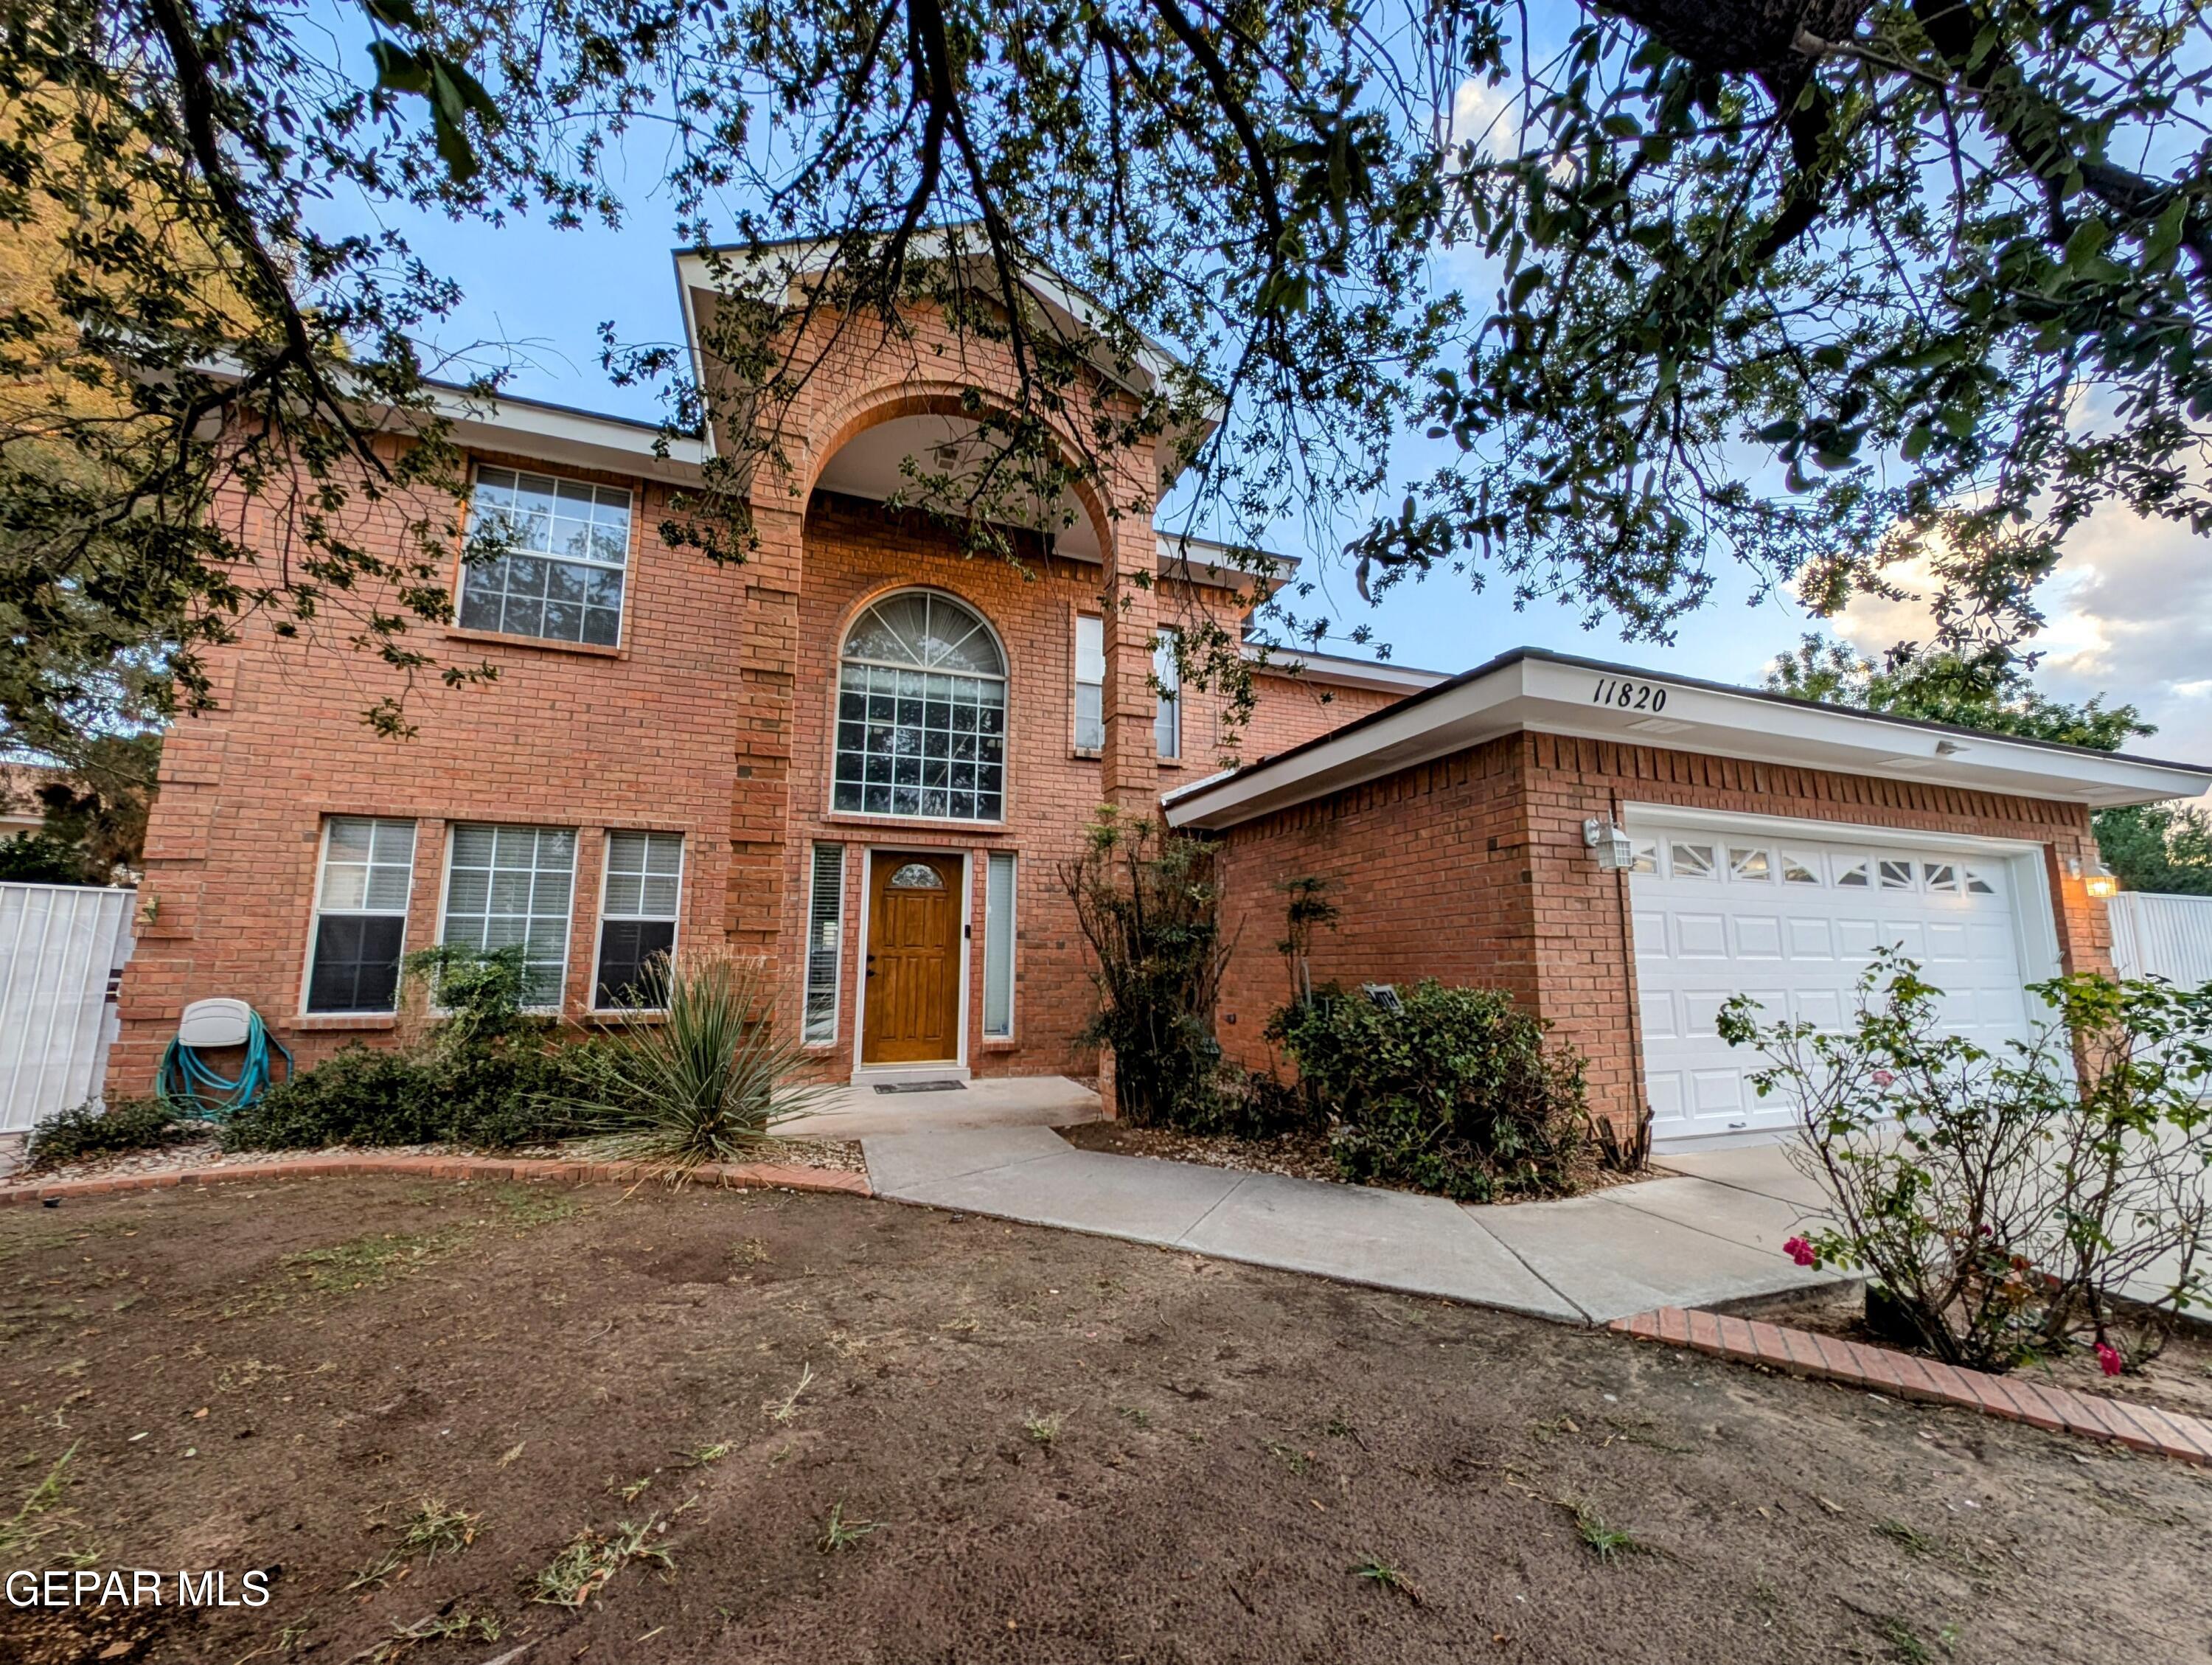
834,591,1007,821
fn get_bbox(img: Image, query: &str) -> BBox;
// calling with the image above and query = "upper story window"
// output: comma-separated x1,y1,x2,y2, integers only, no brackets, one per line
833,591,1006,821
1073,615,1181,758
459,465,632,647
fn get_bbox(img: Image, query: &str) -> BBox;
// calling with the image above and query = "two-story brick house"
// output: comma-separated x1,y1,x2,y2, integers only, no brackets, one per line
114,248,2212,1151
111,252,1440,1094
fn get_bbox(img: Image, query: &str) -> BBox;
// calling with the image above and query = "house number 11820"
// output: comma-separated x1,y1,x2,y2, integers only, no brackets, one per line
1590,678,1669,713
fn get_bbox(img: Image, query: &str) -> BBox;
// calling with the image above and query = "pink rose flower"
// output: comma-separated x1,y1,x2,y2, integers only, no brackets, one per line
2095,1341,2124,1377
1783,1236,1819,1269
1871,1069,1896,1088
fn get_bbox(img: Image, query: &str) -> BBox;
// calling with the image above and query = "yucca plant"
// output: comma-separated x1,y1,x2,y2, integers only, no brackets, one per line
554,954,827,1172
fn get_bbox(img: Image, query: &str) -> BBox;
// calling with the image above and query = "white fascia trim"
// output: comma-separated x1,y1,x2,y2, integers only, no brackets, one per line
1247,648,1449,695
434,389,706,483
1165,653,2212,830
184,352,704,480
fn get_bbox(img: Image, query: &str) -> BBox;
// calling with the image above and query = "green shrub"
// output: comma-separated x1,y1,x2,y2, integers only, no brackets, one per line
26,1097,196,1169
1273,981,1587,1200
1720,951,2212,1373
221,945,580,1153
1060,810,1231,1129
549,954,826,1171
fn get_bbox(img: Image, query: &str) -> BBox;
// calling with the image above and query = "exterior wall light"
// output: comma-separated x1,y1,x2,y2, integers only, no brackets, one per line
2084,861,2119,900
1584,817,1635,871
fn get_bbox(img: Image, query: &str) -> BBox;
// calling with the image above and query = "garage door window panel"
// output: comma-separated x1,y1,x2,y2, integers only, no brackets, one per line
1781,852,1821,885
1670,841,1716,879
1728,847,1771,882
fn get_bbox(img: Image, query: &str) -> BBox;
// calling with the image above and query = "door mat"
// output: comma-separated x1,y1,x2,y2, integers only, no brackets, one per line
872,1080,967,1095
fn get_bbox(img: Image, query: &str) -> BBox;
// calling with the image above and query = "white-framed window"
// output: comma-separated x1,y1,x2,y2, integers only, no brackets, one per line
1074,613,1105,751
1834,857,1872,888
594,831,683,1009
1728,845,1771,881
804,843,846,1045
1629,837,1660,875
982,851,1017,1040
1879,858,1916,891
1154,627,1182,761
1669,841,1716,879
1075,614,1182,758
1780,851,1822,885
832,591,1006,821
439,824,577,1008
306,817,417,1014
459,465,632,647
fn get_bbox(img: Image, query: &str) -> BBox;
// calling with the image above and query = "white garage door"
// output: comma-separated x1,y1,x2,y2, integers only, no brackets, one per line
1630,827,2042,1143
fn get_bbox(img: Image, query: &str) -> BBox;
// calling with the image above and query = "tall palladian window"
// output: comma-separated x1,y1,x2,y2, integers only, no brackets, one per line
833,591,1007,821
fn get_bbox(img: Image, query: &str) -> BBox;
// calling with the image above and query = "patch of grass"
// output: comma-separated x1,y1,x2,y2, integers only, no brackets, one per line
1876,1615,1934,1663
398,1498,481,1560
1350,1554,1422,1605
734,1237,771,1266
0,1443,94,1566
279,1228,463,1297
1022,1411,1063,1447
680,1441,734,1467
614,1476,652,1503
764,1363,815,1425
1568,1501,1645,1564
818,1502,874,1553
1324,1417,1357,1439
493,1185,577,1227
1264,1439,1315,1477
1116,1405,1153,1430
345,1548,409,1592
1875,1518,1935,1556
529,1517,674,1607
361,1610,502,1664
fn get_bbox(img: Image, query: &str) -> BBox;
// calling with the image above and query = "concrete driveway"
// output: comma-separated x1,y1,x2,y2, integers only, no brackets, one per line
863,1127,1844,1325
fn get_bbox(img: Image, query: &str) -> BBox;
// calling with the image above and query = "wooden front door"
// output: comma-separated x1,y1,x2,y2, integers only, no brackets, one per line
861,852,964,1065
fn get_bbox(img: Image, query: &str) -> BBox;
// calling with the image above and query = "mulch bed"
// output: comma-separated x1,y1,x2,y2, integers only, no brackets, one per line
1,1178,2207,1664
1746,1281,2212,1426
1058,1120,1653,1202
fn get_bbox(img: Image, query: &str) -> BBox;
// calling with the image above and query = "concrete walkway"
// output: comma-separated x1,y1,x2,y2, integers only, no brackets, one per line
779,1074,1100,1142
862,1127,1843,1324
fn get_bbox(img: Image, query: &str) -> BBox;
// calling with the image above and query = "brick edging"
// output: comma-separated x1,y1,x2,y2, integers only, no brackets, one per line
0,1153,872,1208
1612,1306,2212,1466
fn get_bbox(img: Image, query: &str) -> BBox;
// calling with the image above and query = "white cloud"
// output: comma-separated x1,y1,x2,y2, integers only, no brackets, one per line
1825,503,2212,797
1446,77,1520,159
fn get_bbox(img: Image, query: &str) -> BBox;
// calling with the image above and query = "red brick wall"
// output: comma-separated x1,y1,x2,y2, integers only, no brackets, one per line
779,492,1292,1079
1211,731,2114,1133
1233,672,1402,764
114,466,1400,1091
114,445,754,1091
1212,737,1531,1077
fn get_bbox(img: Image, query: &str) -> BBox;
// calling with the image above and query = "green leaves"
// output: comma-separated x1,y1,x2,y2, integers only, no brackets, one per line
361,2,501,184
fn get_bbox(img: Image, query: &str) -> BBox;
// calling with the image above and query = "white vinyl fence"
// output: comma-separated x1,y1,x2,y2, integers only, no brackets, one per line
0,883,137,1135
2108,891,2212,989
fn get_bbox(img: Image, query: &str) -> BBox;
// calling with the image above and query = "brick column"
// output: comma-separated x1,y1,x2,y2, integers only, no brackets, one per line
1098,511,1160,816
724,500,803,1014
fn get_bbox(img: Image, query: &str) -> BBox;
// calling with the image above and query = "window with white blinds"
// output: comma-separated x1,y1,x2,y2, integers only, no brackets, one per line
439,824,577,1008
982,851,1016,1039
306,817,417,1013
804,843,846,1044
1153,627,1181,761
594,830,682,1009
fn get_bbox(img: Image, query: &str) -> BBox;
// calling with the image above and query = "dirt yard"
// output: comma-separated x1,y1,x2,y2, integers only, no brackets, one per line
1,1178,2205,1665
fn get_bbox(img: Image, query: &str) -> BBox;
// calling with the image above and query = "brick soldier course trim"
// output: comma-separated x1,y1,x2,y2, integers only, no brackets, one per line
1613,1306,2212,1467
